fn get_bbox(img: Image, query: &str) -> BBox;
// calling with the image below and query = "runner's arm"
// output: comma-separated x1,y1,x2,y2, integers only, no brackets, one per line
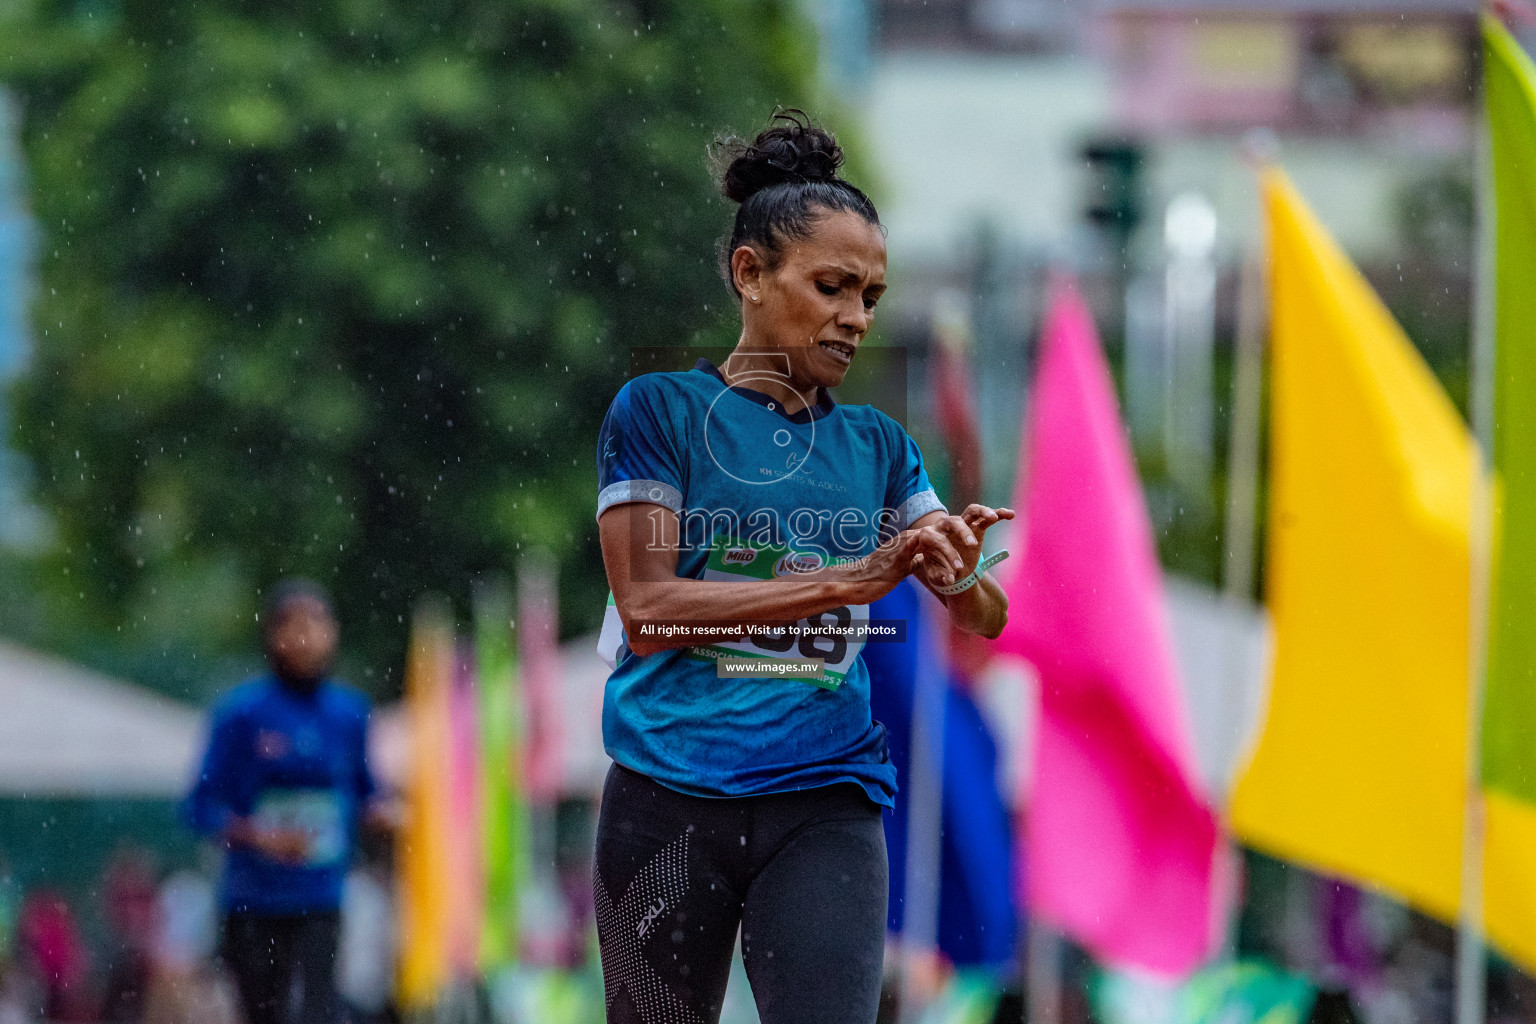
183,716,316,863
599,502,926,658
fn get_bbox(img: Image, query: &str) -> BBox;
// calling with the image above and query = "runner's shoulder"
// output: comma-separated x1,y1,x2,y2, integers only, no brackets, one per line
209,676,369,722
318,679,372,720
208,676,279,723
837,402,902,430
605,371,712,445
835,402,912,450
616,368,715,409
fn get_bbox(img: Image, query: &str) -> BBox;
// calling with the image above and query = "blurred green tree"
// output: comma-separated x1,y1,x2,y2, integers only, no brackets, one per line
0,0,818,694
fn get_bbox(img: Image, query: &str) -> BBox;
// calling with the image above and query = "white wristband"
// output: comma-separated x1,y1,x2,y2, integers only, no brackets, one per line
934,550,1010,596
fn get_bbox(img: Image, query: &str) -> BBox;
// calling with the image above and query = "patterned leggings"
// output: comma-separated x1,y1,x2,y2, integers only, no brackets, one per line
593,763,889,1024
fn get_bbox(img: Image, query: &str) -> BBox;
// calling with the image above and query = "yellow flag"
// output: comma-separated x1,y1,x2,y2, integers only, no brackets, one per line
1229,169,1477,921
395,602,455,1010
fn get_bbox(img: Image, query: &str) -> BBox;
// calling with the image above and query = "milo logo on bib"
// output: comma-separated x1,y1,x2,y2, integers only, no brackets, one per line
722,547,760,566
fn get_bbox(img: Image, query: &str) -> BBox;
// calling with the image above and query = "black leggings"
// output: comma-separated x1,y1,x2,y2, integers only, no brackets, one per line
221,910,341,1024
593,764,889,1024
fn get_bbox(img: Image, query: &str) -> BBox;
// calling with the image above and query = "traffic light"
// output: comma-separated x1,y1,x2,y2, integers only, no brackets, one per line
1081,137,1145,244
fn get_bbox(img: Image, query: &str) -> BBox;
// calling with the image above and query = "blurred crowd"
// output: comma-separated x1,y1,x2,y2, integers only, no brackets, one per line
0,845,396,1024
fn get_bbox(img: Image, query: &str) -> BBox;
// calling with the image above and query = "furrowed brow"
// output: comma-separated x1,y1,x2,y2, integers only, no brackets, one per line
813,264,882,288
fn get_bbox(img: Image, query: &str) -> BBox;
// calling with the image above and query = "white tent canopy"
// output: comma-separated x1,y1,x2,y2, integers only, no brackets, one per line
0,641,202,798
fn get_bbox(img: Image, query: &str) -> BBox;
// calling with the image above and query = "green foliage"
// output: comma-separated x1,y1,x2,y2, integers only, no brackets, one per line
1,0,820,695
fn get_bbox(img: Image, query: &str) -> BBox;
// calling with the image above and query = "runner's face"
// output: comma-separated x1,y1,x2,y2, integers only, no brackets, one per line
740,209,886,391
265,597,338,683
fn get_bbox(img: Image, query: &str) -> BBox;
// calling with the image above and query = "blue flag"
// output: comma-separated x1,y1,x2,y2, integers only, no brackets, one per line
865,579,1017,968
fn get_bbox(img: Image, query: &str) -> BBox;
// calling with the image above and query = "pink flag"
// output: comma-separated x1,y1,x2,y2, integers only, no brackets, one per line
995,279,1224,975
519,552,565,804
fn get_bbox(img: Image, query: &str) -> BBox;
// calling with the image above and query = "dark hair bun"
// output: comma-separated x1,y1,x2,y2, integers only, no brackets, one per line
711,109,878,297
718,109,845,204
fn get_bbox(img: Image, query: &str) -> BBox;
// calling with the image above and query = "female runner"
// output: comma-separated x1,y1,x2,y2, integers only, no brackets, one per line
593,110,1012,1024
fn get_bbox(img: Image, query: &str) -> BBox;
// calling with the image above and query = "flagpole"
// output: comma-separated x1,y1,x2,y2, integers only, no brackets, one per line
1455,78,1498,1024
898,595,948,1024
1026,922,1062,1024
1021,274,1062,1024
1222,133,1274,613
1213,135,1273,962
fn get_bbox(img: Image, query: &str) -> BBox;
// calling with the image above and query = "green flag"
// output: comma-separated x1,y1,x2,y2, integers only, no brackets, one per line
1480,12,1536,974
476,580,528,970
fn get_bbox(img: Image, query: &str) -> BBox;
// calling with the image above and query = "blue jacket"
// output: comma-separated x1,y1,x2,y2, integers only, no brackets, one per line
185,676,376,914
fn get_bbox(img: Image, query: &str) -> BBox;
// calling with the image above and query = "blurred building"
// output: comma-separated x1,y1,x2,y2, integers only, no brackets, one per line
814,0,1485,509
1099,1,1477,137
861,0,1481,263
1093,0,1480,260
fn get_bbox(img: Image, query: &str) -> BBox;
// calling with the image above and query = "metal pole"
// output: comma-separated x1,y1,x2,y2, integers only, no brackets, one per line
1124,272,1166,453
1222,215,1267,611
1225,129,1278,612
897,598,948,1024
1164,193,1219,496
1209,140,1275,965
1455,107,1498,1024
1026,922,1062,1024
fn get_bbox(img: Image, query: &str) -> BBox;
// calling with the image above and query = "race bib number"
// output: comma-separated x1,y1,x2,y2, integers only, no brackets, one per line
253,789,346,867
596,540,869,689
695,541,868,689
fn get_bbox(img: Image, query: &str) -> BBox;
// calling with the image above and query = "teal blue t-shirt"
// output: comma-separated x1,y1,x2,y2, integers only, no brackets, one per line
594,360,944,807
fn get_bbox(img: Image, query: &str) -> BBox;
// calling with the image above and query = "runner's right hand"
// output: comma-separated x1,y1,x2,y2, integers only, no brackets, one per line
842,526,957,602
226,818,312,865
250,827,313,865
909,505,1014,590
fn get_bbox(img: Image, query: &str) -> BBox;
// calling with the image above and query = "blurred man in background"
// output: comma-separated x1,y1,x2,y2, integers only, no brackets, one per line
185,580,387,1024
99,845,159,1022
